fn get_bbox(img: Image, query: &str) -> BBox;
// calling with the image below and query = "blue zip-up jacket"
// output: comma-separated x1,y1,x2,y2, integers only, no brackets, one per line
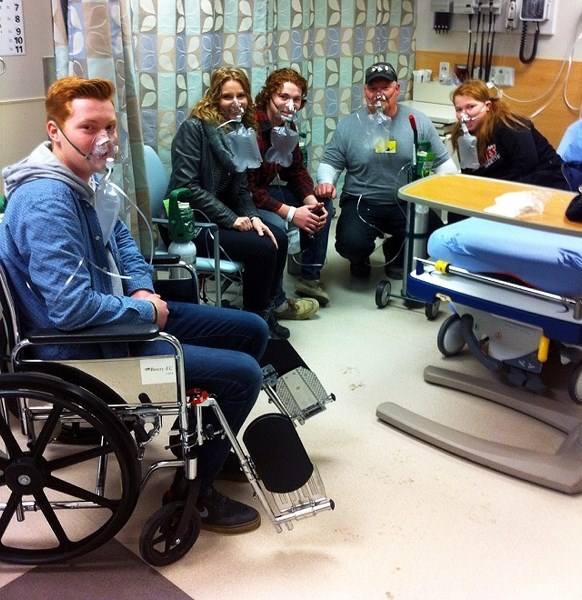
0,142,155,360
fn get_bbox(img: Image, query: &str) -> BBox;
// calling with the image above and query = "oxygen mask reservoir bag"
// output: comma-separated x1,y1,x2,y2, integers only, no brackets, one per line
458,122,480,170
225,124,262,172
265,123,299,167
94,158,121,244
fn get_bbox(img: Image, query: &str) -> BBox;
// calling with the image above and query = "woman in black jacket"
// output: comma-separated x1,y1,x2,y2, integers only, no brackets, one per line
451,79,569,190
167,67,289,339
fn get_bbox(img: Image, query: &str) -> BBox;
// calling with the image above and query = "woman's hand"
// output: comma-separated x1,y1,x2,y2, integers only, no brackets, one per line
251,217,278,249
233,216,253,231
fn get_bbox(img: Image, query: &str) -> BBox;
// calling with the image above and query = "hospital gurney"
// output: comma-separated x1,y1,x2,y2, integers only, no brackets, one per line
377,255,582,494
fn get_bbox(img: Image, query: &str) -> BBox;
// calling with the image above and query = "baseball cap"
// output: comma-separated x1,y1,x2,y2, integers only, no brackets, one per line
365,62,398,84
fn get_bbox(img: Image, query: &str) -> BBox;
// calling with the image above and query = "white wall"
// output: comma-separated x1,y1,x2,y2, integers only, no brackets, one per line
0,0,54,180
416,0,582,61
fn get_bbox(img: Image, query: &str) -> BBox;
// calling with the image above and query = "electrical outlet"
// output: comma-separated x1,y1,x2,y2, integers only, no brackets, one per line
489,66,515,87
439,61,450,81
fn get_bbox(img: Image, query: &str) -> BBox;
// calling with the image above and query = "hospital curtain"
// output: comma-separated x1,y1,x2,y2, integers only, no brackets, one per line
266,0,415,166
51,0,416,245
51,0,152,249
132,0,416,172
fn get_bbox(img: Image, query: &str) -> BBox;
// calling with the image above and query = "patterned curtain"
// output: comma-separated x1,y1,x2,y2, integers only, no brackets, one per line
51,0,151,250
133,0,270,170
133,0,416,172
51,0,416,246
266,0,415,167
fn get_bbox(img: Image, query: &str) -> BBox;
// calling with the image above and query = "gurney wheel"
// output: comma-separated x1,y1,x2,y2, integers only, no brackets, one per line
139,501,201,566
424,300,440,321
375,280,392,308
437,314,466,357
568,363,582,405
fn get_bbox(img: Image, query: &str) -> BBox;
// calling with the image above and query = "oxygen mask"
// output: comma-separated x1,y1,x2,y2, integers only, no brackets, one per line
86,133,118,164
229,99,245,122
280,99,297,123
369,94,391,126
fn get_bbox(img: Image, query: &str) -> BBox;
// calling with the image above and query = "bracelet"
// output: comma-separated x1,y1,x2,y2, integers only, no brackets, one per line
285,206,297,223
149,301,158,324
250,216,258,222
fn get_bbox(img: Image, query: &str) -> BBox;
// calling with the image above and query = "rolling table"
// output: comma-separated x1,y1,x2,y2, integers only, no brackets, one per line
376,173,582,493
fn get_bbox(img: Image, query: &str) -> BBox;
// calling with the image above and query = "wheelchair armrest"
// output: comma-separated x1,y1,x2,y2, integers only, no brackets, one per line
151,252,181,265
25,323,160,345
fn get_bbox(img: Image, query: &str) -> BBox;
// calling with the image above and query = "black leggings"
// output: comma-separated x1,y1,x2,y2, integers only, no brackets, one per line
196,224,288,312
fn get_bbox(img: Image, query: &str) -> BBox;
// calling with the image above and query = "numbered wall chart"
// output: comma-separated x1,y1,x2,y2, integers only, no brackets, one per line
0,1,26,55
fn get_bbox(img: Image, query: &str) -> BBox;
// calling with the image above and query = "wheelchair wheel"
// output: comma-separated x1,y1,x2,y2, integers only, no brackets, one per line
0,372,141,565
375,280,392,308
437,314,466,357
139,501,201,566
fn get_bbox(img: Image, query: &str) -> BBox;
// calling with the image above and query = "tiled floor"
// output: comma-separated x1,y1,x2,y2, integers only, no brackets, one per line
2,231,582,600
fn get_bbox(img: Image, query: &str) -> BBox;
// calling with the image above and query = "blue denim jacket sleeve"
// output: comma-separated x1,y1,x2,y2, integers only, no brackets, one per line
0,178,155,332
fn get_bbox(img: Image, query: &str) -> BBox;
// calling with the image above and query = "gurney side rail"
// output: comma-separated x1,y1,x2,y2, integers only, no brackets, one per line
415,257,582,321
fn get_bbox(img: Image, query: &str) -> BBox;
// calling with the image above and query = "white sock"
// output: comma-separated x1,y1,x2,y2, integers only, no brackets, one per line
273,301,288,313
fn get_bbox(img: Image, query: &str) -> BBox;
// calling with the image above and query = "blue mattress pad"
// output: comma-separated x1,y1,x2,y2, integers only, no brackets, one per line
427,217,582,297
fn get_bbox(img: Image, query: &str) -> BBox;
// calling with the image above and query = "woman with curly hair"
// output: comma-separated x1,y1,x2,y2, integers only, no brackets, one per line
167,67,290,339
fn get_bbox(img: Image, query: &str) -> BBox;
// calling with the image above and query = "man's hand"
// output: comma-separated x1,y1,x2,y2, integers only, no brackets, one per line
293,202,327,234
149,294,169,329
131,290,169,329
233,216,253,231
314,183,337,199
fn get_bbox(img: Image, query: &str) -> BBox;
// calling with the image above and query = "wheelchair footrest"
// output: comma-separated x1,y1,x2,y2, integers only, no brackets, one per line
260,339,335,423
243,413,313,493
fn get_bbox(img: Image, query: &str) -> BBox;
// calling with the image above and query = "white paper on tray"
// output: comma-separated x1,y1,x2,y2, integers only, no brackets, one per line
484,190,550,218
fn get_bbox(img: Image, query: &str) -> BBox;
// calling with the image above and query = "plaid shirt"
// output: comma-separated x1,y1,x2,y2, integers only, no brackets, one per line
247,109,315,212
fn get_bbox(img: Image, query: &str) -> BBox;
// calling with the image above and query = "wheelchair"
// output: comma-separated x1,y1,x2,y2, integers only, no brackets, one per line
0,259,335,567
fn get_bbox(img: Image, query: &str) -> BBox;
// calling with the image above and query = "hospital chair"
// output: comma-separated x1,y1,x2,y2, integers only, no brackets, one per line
0,257,335,566
143,145,244,307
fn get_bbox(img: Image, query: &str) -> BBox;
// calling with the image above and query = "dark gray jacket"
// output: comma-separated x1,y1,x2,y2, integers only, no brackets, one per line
166,118,259,227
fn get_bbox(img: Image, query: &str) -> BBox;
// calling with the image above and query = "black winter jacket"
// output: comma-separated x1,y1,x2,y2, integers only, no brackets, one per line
166,118,259,227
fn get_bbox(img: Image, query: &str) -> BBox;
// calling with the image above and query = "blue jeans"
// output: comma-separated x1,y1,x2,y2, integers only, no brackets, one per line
259,185,333,307
130,301,269,494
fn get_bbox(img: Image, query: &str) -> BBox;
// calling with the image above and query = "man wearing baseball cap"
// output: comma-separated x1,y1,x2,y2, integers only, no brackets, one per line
315,62,458,281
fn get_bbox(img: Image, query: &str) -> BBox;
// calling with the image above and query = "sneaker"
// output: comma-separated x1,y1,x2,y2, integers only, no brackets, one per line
197,486,261,534
350,261,371,279
267,310,291,339
274,297,319,320
295,278,330,307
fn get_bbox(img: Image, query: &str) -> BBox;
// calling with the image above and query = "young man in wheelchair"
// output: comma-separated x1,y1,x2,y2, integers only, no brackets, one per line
0,76,269,535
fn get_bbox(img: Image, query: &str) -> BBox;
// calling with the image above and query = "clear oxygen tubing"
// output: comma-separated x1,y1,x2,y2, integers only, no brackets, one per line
350,108,411,271
53,159,157,301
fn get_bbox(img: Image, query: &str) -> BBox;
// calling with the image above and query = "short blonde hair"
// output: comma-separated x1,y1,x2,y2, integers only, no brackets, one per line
45,76,115,126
